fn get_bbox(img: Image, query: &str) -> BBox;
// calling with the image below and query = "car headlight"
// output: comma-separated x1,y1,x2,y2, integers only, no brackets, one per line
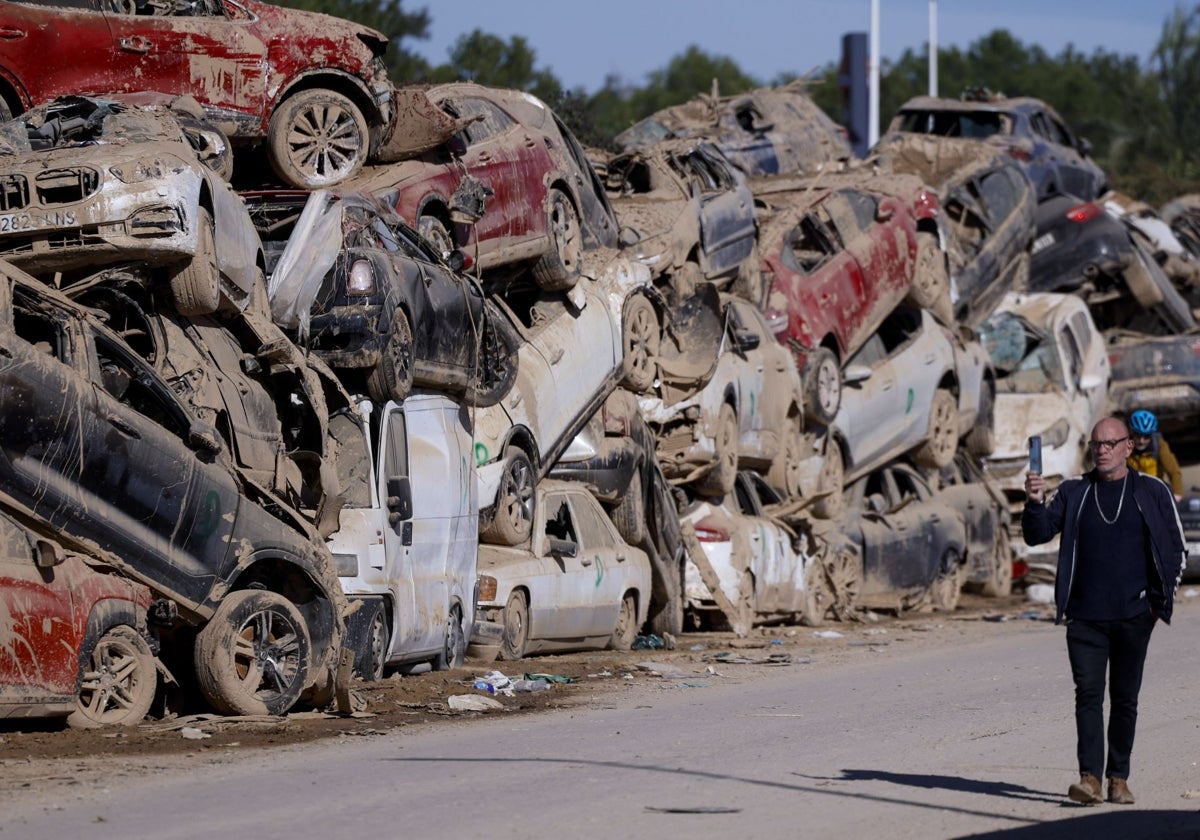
1037,418,1071,448
109,160,168,184
347,259,376,295
477,575,498,602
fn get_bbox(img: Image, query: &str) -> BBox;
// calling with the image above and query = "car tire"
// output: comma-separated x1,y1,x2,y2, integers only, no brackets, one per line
965,385,996,457
354,601,389,682
0,97,12,123
979,527,1014,598
498,590,529,661
267,89,369,189
418,214,455,258
930,550,965,612
479,447,536,546
802,347,841,428
620,294,660,394
464,303,519,408
67,626,157,729
827,544,862,621
767,413,805,498
812,435,845,520
367,308,415,404
433,604,466,670
531,189,582,291
647,583,684,638
698,403,738,496
913,389,958,469
906,232,953,323
801,557,832,627
608,592,639,651
611,472,646,546
169,207,220,317
194,589,312,717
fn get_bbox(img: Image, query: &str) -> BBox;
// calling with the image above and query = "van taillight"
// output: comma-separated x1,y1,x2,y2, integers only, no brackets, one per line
1066,202,1103,223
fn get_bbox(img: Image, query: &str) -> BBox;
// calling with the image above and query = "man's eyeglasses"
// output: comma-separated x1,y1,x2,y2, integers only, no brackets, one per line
1089,437,1129,451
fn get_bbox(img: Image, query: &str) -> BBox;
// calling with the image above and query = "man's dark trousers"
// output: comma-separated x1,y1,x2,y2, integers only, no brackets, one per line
1066,611,1156,779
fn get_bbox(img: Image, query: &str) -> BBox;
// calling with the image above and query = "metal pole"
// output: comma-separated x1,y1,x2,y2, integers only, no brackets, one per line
929,0,938,97
869,0,879,147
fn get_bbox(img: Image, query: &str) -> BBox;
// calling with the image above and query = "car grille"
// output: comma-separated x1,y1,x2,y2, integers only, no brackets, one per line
36,168,99,206
0,174,29,211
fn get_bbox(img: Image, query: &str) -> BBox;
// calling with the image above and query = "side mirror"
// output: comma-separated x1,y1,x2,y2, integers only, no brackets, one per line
386,476,413,524
34,538,64,568
734,329,760,352
188,423,223,455
843,363,872,384
548,537,578,558
448,249,472,273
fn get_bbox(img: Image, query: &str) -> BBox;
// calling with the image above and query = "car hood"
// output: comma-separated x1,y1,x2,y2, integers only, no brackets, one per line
991,391,1072,457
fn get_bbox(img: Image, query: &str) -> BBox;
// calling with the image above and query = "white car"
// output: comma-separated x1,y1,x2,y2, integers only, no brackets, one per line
473,481,652,659
824,306,993,516
640,296,807,497
680,472,828,628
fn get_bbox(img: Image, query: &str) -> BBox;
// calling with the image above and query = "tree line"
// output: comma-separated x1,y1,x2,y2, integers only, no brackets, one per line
280,0,1200,205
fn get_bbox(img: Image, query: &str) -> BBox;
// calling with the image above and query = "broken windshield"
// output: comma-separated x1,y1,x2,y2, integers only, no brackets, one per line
979,310,1065,393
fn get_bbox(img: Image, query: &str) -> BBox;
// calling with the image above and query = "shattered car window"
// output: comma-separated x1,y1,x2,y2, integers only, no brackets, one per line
897,109,1007,139
570,495,615,549
616,118,672,150
544,498,578,544
980,311,1065,392
783,214,840,275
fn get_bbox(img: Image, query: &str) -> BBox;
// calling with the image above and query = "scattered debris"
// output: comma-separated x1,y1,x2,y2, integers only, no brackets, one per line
636,661,693,679
812,630,844,639
1026,583,1055,604
180,727,211,740
632,634,667,650
448,695,504,712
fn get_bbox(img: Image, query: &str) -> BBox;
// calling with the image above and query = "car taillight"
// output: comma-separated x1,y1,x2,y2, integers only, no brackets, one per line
347,259,376,295
915,189,940,219
1012,559,1028,580
694,518,730,543
477,575,497,602
1004,145,1032,161
1107,349,1123,366
1066,202,1103,224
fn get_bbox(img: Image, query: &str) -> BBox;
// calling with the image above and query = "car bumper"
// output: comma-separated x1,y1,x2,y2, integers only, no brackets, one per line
1109,380,1200,424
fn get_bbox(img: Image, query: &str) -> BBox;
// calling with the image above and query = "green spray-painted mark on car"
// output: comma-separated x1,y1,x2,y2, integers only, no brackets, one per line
594,555,605,588
906,388,915,413
474,441,489,466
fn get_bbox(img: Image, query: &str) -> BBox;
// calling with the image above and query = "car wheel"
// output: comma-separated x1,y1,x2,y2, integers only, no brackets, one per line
620,295,660,393
812,435,845,520
611,472,646,546
418,214,455,258
965,384,996,457
980,527,1014,598
608,592,639,651
479,447,535,546
802,347,841,427
800,557,833,627
913,389,958,469
67,626,157,729
367,308,415,404
698,403,738,496
267,89,369,189
499,590,529,661
531,189,582,291
906,232,953,323
930,550,965,612
434,604,466,670
0,97,12,123
194,589,312,716
464,304,519,408
826,544,862,621
354,602,389,682
767,414,805,498
169,207,220,316
647,579,684,638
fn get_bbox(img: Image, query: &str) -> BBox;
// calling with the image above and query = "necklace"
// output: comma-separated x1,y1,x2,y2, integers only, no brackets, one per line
1094,472,1128,525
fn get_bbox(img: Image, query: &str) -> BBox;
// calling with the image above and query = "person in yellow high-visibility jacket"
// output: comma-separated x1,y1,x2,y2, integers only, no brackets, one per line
1127,410,1183,501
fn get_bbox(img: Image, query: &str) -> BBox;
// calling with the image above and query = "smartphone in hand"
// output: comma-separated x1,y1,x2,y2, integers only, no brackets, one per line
1028,435,1042,475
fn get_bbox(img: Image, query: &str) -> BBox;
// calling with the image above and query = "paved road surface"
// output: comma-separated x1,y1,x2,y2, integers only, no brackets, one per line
5,601,1200,839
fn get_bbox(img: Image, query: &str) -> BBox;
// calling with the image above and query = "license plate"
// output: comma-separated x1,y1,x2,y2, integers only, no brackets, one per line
0,210,77,233
1031,231,1056,254
1131,385,1194,403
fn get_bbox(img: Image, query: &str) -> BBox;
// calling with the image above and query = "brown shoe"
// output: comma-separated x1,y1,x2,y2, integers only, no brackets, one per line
1068,773,1104,804
1107,777,1135,805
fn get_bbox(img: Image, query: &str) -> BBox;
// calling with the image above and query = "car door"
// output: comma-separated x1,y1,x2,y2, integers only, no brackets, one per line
683,145,757,276
372,404,421,652
529,490,596,640
943,184,998,319
1,0,117,109
825,189,912,338
837,332,899,471
1034,109,1094,199
859,469,927,600
725,300,769,458
566,489,632,636
101,0,268,126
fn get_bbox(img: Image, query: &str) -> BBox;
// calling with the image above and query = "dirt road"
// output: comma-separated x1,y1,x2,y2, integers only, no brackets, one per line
4,593,1200,838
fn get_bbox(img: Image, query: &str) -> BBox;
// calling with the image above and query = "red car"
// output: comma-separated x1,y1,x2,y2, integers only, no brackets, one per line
0,0,395,189
0,507,157,727
753,172,948,427
351,82,618,290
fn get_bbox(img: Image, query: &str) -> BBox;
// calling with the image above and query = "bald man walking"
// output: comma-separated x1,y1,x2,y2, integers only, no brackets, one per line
1023,416,1186,806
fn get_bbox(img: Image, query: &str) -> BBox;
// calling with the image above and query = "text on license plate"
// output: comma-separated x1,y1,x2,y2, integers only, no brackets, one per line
0,210,77,233
1031,232,1056,254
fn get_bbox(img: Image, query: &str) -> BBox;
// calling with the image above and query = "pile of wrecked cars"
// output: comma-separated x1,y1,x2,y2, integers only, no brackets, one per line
2,13,1197,730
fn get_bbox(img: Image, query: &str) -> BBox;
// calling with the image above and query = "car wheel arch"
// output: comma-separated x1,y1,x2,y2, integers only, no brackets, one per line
78,600,150,685
272,72,383,148
230,560,339,654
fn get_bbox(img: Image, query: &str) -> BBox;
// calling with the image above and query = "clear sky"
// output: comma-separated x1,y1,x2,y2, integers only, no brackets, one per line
411,0,1189,93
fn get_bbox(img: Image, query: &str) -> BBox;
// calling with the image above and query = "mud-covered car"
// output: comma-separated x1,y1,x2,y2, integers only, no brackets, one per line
680,471,833,629
0,505,158,727
615,82,852,178
604,139,759,292
0,0,400,188
1107,330,1200,443
837,461,969,613
1030,194,1136,294
754,171,949,427
935,452,1013,597
824,306,994,518
0,259,347,716
248,189,518,405
352,82,617,290
0,94,262,316
640,296,806,497
880,93,1108,200
473,480,651,659
882,136,1036,327
979,292,1111,501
